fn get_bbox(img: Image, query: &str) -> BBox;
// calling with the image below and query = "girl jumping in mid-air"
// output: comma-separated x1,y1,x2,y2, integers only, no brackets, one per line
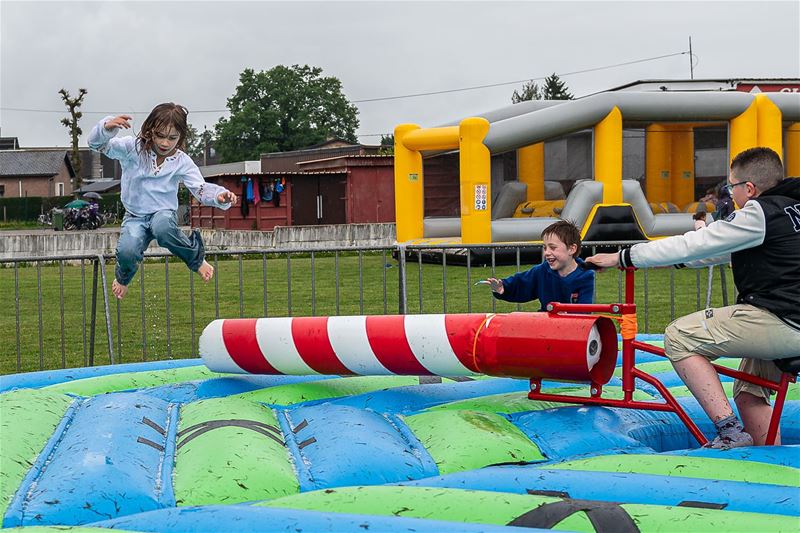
88,102,237,299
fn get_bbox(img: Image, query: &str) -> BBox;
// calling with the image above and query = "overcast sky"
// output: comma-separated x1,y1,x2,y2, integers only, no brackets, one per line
2,0,798,149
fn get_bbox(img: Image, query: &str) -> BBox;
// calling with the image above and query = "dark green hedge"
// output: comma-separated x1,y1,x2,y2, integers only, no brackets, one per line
0,194,123,221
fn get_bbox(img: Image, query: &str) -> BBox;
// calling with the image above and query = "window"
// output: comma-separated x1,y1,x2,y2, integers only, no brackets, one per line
56,182,65,196
0,185,5,197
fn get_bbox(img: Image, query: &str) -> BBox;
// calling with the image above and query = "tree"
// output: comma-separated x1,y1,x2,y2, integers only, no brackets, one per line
379,133,394,155
214,65,360,162
59,88,87,189
512,81,542,103
542,73,574,100
185,124,214,162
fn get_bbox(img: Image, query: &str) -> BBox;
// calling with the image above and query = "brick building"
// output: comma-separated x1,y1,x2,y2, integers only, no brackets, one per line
0,150,75,198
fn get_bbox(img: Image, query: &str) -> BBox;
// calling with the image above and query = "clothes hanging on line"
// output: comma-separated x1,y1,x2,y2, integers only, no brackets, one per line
262,180,273,202
240,177,249,218
245,178,254,202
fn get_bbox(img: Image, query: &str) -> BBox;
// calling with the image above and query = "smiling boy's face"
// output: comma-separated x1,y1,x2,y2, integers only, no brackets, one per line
542,234,578,275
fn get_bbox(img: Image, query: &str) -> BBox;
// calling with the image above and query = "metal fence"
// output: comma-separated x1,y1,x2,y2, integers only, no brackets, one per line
0,242,735,374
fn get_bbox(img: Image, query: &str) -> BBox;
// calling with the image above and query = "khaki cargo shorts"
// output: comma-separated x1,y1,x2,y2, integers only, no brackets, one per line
664,304,800,401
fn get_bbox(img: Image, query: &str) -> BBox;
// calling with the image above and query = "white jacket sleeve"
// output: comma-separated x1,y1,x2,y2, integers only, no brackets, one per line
181,159,233,210
677,220,733,268
621,201,766,268
87,116,137,160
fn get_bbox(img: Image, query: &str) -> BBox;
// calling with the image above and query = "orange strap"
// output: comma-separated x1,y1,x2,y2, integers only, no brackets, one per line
620,313,637,340
597,313,638,340
471,314,494,373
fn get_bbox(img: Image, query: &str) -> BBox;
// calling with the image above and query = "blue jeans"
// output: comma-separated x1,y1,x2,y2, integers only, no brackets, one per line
116,210,205,286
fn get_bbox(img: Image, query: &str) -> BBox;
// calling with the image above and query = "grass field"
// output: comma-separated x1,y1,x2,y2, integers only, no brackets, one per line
0,252,736,375
0,221,41,230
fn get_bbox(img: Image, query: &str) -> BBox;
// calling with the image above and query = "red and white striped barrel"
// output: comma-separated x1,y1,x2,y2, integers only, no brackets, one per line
200,314,488,377
200,312,619,383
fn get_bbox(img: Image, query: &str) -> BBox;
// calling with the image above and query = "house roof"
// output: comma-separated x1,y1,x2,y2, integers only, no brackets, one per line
74,180,121,194
263,140,380,158
205,171,346,179
296,153,394,169
0,150,75,178
606,78,800,92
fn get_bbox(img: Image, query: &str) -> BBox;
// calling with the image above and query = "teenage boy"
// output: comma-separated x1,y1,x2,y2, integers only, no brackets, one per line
587,147,800,449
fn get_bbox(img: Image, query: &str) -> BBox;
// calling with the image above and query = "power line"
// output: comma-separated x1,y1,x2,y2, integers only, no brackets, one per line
1,50,688,115
351,51,689,103
0,108,230,115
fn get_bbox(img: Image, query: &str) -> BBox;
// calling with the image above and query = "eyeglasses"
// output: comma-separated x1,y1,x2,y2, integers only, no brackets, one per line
723,181,750,194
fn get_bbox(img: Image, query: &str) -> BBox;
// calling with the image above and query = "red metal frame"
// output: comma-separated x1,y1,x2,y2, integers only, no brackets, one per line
528,268,795,446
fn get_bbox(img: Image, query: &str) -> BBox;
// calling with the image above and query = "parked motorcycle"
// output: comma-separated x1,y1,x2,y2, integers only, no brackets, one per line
64,204,104,230
38,204,115,230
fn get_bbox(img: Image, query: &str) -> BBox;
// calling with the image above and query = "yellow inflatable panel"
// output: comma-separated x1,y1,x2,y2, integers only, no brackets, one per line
513,200,565,218
683,201,716,213
657,202,680,214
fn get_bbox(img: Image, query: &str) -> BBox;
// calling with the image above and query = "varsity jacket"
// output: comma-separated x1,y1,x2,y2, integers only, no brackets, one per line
619,178,800,329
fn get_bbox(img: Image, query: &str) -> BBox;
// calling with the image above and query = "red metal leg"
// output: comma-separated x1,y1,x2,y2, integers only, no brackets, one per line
766,373,796,445
527,268,789,449
632,367,708,446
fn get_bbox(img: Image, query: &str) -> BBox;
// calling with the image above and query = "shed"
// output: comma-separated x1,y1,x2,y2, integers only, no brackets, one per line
191,172,293,230
297,154,396,223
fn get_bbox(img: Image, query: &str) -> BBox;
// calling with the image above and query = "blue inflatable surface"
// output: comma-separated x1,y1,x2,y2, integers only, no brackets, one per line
1,334,798,531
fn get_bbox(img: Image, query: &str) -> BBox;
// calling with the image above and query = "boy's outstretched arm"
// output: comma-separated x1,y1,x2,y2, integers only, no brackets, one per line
585,253,619,269
492,267,539,303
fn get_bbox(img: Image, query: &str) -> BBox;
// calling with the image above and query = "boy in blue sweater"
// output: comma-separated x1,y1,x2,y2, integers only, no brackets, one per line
486,221,595,309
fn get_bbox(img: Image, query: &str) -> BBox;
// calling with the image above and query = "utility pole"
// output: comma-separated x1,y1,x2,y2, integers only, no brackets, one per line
203,125,208,166
688,36,694,79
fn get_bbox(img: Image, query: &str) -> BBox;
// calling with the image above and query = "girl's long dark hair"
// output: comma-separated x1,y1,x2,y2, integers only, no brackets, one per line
138,103,190,154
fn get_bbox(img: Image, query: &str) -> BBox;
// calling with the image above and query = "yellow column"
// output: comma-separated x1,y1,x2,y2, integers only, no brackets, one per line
393,124,424,242
729,100,758,164
670,124,695,210
785,123,800,176
517,143,545,201
594,107,623,204
645,124,671,203
756,94,783,158
459,117,492,244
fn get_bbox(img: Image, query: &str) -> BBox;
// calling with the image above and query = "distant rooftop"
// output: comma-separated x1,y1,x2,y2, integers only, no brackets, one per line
606,78,800,93
0,150,74,177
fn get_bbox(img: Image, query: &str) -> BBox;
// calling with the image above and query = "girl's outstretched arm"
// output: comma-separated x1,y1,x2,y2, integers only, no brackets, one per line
182,164,235,210
104,115,133,130
216,190,238,205
88,115,137,160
